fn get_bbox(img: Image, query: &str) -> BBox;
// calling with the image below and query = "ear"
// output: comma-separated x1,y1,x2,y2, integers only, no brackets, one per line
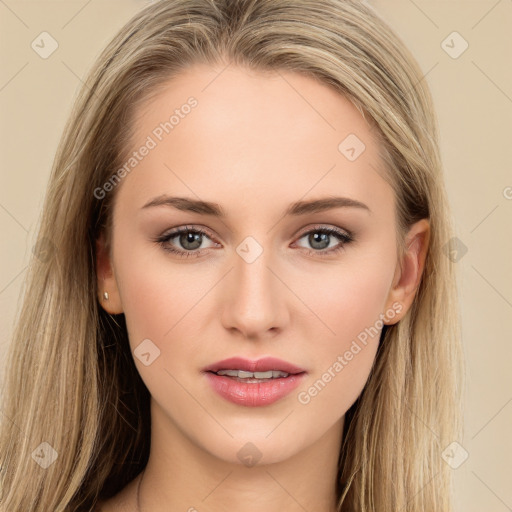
96,232,123,314
384,218,430,325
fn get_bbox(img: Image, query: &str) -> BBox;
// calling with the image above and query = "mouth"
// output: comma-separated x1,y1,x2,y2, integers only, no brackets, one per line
202,356,306,375
202,356,307,407
209,369,293,383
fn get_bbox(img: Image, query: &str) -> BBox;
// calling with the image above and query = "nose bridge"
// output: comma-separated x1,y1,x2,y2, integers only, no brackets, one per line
234,239,277,310
221,236,287,336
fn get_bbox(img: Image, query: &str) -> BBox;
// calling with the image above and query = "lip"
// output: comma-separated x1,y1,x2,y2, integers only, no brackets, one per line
202,356,307,407
202,356,306,375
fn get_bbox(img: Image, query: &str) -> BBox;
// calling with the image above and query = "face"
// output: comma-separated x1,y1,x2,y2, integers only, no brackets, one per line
97,63,427,466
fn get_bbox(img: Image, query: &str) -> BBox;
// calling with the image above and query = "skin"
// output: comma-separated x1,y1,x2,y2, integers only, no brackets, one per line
95,62,429,512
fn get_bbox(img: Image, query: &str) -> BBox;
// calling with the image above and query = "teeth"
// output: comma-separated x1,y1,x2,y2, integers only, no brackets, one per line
215,369,289,379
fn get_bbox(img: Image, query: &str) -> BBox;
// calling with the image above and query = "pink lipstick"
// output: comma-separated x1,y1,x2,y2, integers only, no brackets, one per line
202,356,307,407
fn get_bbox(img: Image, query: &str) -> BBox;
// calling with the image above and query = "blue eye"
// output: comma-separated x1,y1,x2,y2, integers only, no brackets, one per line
155,224,354,258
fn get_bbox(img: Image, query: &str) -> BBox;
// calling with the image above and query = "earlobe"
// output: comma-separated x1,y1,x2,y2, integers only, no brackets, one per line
384,219,430,325
95,233,124,314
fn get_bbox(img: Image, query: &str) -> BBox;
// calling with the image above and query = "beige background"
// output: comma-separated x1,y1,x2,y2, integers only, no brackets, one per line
1,0,511,509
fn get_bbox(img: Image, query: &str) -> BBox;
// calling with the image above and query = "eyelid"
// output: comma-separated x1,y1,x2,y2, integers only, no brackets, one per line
158,225,219,247
294,223,353,240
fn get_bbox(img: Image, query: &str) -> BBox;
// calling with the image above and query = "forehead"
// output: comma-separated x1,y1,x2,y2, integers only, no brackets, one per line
132,63,376,148
117,63,393,219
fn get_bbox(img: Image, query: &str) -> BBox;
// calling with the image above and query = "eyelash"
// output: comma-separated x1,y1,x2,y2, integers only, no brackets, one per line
154,224,354,259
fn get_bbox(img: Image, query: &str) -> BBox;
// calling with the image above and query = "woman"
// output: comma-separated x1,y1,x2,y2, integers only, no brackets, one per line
0,0,464,510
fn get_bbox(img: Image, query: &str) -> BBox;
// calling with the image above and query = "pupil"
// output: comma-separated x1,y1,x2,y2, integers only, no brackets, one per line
181,232,202,250
311,232,329,249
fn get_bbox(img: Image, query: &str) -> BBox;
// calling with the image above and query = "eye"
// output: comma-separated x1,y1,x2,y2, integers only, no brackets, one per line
155,224,354,258
155,225,218,258
293,225,354,257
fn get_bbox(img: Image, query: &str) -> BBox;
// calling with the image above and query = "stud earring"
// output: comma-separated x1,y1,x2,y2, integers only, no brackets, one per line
103,291,109,301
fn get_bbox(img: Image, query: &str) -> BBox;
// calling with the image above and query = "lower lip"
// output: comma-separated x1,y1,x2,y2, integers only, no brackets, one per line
204,372,306,407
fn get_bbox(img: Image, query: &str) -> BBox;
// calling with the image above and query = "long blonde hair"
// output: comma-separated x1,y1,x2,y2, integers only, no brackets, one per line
0,1,464,510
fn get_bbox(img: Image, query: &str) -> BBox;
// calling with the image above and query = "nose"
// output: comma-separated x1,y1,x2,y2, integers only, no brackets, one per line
220,246,289,340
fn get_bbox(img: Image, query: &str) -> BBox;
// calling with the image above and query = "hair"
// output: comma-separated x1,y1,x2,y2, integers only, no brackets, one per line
0,0,464,510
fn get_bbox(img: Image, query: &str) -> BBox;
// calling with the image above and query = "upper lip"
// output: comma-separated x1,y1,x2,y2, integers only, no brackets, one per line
202,356,307,375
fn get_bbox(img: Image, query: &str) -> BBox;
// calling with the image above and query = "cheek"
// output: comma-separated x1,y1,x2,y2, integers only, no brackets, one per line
113,251,209,403
112,237,206,351
289,255,394,415
292,257,394,347
290,270,390,432
295,336,378,441
117,272,172,345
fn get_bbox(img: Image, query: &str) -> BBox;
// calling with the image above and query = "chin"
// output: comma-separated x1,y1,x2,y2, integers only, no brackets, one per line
201,428,309,467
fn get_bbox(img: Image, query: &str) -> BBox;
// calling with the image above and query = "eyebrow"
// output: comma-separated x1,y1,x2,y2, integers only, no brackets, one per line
141,195,371,216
